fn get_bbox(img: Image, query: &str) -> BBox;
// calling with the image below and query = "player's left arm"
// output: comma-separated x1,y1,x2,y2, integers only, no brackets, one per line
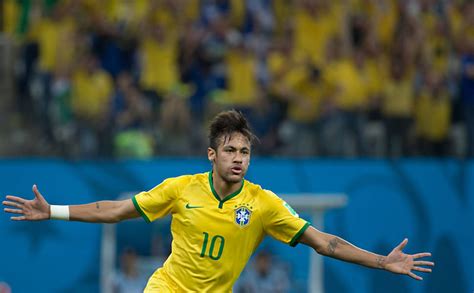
298,226,435,280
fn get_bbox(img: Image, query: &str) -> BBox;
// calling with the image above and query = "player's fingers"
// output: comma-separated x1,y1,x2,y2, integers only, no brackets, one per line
396,238,408,251
413,252,431,259
5,195,26,204
412,266,432,273
4,208,24,214
408,271,422,280
414,260,435,266
11,215,26,221
2,200,23,209
33,184,43,200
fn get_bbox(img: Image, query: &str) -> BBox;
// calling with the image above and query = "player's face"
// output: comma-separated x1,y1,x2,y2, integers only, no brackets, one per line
208,132,251,184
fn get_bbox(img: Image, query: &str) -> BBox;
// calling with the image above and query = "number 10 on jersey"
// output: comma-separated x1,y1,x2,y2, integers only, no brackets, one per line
200,232,225,260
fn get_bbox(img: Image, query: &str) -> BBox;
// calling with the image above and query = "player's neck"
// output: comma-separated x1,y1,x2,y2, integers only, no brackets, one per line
212,171,242,200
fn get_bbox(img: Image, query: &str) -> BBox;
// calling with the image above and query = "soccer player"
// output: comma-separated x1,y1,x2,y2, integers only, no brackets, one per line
3,110,434,292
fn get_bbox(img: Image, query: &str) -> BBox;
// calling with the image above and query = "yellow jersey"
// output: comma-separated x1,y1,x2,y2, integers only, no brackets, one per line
225,49,258,106
133,172,310,292
139,36,179,94
71,69,113,120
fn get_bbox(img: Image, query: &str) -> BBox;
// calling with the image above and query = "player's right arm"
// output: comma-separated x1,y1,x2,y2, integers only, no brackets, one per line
3,184,139,223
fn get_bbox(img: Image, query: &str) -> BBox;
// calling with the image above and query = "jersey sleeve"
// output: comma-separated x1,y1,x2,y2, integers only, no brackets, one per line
261,190,310,247
132,176,187,223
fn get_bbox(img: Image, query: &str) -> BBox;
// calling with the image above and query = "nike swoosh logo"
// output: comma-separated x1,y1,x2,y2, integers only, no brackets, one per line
185,203,203,209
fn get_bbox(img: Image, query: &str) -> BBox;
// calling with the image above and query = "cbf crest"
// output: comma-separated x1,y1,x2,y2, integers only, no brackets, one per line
234,206,252,227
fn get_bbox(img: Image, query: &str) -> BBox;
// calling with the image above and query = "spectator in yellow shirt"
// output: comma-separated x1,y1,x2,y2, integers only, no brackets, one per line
138,22,179,101
292,0,343,67
382,59,415,157
29,2,77,75
72,53,113,122
71,53,114,157
3,0,20,37
224,40,259,107
368,0,398,49
323,48,371,156
415,72,451,156
25,1,78,142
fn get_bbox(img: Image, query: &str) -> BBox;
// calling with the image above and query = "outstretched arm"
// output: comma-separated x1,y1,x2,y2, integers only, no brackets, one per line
3,185,140,223
299,226,434,280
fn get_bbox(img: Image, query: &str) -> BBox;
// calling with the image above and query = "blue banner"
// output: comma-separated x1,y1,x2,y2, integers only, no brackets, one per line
0,159,472,293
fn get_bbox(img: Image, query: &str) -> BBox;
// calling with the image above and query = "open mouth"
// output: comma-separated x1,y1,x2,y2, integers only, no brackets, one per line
231,166,242,175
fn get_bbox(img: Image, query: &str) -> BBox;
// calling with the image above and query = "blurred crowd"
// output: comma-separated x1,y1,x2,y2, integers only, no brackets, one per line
2,0,474,158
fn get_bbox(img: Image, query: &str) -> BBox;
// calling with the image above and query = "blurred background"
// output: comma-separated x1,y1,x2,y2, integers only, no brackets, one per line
0,0,473,292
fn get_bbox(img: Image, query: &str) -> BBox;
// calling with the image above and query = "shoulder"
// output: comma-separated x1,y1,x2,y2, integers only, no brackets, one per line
244,179,281,202
146,173,206,199
243,179,265,195
164,173,206,187
154,174,198,191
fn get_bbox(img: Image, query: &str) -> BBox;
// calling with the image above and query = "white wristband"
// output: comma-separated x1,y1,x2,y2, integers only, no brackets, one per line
50,205,70,221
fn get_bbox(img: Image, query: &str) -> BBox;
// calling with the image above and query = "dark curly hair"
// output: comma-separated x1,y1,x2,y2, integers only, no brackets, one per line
208,110,258,150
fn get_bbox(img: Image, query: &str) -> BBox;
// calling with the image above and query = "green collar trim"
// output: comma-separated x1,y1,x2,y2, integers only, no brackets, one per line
208,171,244,209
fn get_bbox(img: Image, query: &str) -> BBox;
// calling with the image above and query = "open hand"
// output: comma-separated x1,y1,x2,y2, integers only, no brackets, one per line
384,238,434,280
3,185,50,221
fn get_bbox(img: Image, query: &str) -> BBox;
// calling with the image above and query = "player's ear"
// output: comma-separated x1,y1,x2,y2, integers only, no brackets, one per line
208,147,216,162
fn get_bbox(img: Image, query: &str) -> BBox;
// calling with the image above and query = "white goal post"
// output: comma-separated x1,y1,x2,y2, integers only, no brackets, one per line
283,194,347,293
101,193,347,293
